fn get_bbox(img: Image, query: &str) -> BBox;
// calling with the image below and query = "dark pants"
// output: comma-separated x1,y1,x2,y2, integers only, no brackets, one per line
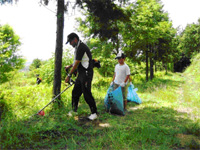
72,70,97,114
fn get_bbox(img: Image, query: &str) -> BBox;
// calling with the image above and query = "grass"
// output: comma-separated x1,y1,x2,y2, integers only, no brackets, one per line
1,55,200,149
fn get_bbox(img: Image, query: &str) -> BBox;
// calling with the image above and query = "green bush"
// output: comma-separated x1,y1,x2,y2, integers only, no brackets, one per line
97,56,116,77
38,58,54,84
0,96,10,120
36,50,73,84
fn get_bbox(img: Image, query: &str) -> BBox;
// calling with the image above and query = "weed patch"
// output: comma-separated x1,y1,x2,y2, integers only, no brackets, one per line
1,67,200,149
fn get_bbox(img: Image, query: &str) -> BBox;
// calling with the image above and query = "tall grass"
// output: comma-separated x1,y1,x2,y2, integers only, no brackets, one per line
1,58,200,149
180,54,200,119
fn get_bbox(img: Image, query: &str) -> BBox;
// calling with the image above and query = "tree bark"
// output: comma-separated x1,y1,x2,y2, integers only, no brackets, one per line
53,0,64,106
150,45,154,80
165,62,168,74
146,49,149,82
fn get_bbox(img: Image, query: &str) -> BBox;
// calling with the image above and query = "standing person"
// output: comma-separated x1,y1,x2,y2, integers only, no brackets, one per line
110,51,131,111
36,74,42,85
65,32,98,120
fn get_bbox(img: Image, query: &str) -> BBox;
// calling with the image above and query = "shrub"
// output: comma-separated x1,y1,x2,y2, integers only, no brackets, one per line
97,56,116,77
36,50,73,84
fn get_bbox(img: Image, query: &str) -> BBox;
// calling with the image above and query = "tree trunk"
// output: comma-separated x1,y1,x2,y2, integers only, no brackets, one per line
53,0,64,106
146,50,149,82
165,62,168,74
150,58,153,80
150,46,154,80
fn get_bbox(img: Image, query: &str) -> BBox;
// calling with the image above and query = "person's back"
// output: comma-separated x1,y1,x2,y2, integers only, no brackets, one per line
76,41,93,73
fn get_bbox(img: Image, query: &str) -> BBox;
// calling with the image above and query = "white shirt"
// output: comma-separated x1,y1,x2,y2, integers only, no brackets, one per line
114,63,130,84
81,52,89,69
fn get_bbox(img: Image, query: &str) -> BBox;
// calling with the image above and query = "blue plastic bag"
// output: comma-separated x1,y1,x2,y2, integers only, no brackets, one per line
104,86,124,115
127,84,142,104
104,85,113,111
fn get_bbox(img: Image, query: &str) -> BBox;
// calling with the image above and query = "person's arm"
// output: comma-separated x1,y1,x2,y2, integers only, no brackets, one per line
112,73,116,82
65,60,81,83
69,60,80,75
65,64,73,69
65,64,73,73
124,75,130,83
120,74,130,87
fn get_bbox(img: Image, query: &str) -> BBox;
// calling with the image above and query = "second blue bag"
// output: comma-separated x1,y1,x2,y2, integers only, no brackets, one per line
127,84,142,104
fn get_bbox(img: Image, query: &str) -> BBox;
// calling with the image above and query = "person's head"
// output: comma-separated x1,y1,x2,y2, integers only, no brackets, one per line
66,32,79,48
115,52,126,65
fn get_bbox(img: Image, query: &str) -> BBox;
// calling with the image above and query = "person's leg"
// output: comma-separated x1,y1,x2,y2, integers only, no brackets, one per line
80,71,98,120
81,78,97,114
121,85,128,110
72,78,82,112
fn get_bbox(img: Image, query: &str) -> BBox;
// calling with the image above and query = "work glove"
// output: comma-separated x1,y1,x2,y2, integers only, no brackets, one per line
65,65,72,73
65,66,69,73
130,82,133,85
110,82,114,86
120,82,126,87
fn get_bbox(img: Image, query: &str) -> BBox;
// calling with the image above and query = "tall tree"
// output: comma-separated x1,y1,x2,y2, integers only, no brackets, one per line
173,19,200,72
34,0,65,106
122,0,175,81
76,0,129,53
0,24,25,83
76,0,176,80
179,18,200,57
2,0,65,105
53,0,64,105
29,58,42,70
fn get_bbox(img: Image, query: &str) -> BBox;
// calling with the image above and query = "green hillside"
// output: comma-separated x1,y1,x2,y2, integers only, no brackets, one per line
0,54,200,149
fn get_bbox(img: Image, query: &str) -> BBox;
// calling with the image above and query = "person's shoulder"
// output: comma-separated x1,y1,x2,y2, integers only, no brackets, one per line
78,42,90,54
124,63,130,68
124,63,129,66
80,41,89,49
115,64,120,67
78,41,84,48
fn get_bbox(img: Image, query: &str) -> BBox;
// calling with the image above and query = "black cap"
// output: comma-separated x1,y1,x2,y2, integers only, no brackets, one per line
66,32,79,44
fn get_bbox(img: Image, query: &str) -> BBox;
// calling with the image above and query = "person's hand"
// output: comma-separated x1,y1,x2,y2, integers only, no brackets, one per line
65,65,71,72
110,82,114,86
120,82,126,87
65,67,68,73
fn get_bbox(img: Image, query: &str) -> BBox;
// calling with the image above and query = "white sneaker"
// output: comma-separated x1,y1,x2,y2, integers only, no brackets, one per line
67,110,77,117
88,113,97,120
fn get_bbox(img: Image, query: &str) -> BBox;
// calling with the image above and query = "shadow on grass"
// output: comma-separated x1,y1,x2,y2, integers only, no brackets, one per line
125,102,200,149
1,100,199,149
